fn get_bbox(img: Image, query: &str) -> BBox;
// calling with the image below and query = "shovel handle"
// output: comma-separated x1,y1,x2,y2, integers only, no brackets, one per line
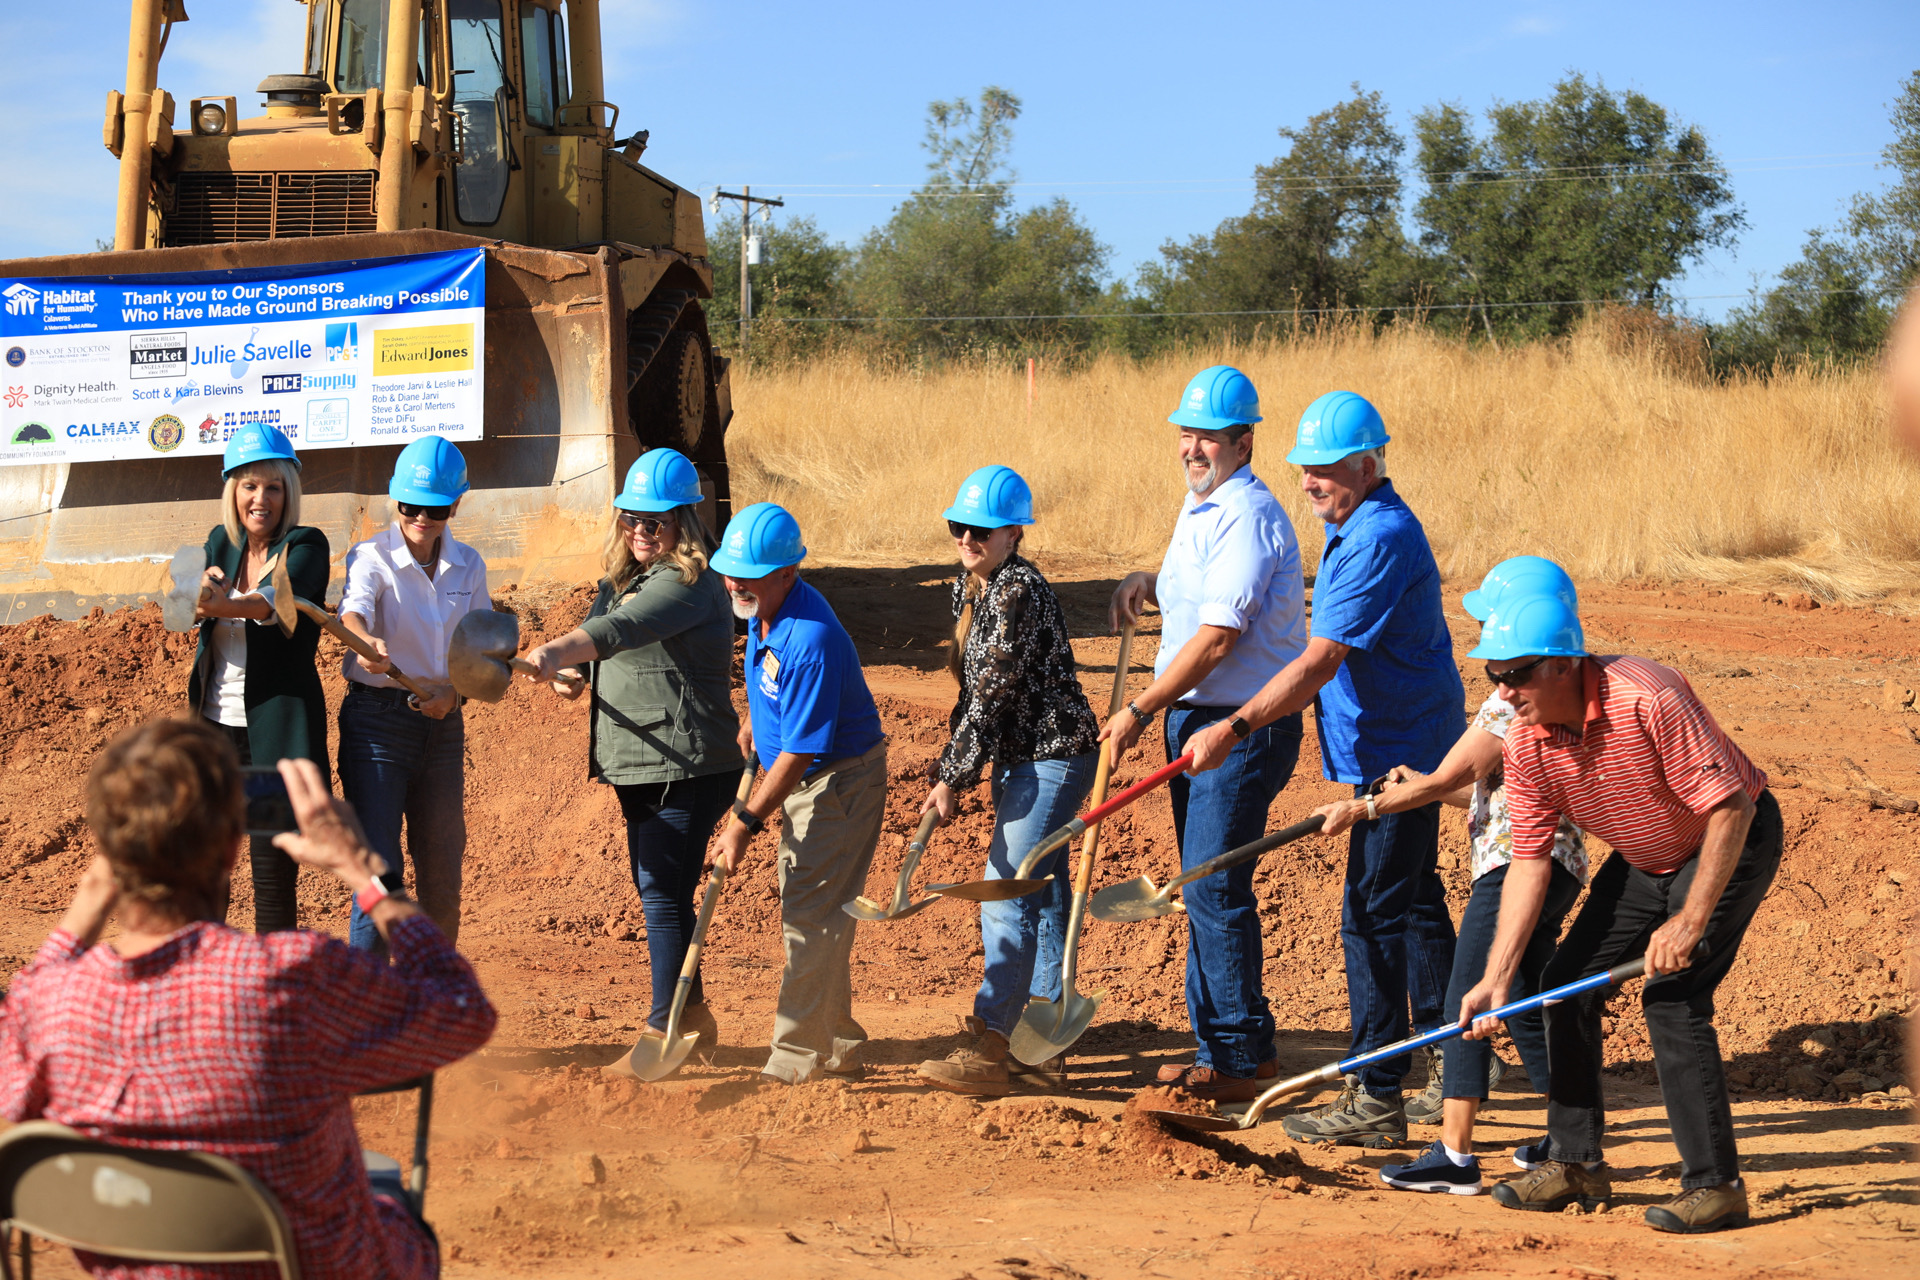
908,807,941,851
1167,814,1326,894
506,655,585,696
290,599,436,703
736,761,758,804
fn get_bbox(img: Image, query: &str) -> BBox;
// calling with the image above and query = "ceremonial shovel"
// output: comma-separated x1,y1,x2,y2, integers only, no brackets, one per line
1141,943,1711,1133
159,545,207,632
266,556,437,703
444,609,583,702
1005,625,1139,1065
606,764,757,1082
1090,814,1326,923
842,810,945,921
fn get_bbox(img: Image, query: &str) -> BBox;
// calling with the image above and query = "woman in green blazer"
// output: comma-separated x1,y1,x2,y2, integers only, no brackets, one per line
185,423,331,931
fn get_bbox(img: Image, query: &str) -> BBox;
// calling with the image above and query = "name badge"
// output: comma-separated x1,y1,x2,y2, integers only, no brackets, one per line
759,649,781,698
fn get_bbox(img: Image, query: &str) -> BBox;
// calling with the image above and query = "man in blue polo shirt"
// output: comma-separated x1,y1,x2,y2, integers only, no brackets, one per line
1106,365,1308,1102
1186,390,1464,1146
709,502,888,1086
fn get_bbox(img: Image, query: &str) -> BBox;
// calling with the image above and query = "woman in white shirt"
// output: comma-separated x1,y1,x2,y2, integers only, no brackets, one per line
187,423,332,931
336,435,491,952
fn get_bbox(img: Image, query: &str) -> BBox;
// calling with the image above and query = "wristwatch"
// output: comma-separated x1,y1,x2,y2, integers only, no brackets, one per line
732,801,766,834
354,878,390,914
1228,715,1252,739
1126,700,1152,724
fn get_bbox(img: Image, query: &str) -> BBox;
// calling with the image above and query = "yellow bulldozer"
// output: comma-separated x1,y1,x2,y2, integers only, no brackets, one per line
0,0,735,619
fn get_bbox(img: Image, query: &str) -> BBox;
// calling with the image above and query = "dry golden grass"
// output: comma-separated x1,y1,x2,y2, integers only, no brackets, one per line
727,320,1918,601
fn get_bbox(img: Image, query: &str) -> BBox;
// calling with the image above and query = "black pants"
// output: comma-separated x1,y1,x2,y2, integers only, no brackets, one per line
1542,790,1782,1189
207,721,301,933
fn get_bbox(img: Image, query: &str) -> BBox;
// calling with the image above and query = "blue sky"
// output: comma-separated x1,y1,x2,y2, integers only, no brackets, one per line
3,1,1915,320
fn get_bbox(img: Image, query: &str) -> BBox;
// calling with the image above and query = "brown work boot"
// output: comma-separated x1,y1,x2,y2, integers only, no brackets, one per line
1645,1181,1750,1234
1491,1160,1613,1213
1009,1052,1068,1093
918,1016,1012,1097
1165,1060,1279,1104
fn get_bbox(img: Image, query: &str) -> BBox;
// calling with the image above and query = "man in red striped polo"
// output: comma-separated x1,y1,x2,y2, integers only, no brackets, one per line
1456,583,1781,1234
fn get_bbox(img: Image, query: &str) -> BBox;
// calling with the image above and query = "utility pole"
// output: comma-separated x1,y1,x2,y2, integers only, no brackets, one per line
710,187,785,351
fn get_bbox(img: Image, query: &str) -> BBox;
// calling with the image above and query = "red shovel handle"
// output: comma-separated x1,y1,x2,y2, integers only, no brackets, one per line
1082,752,1194,826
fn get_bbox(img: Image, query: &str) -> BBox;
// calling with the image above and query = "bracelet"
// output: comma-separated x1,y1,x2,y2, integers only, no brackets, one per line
353,878,390,914
1365,794,1379,822
1126,700,1152,724
732,801,765,835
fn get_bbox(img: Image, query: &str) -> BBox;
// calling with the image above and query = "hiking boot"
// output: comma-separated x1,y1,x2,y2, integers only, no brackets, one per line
1380,1140,1483,1195
918,1016,1012,1097
1162,1060,1279,1104
1009,1052,1068,1093
1405,1046,1509,1124
1645,1181,1749,1234
1279,1075,1408,1148
1512,1135,1552,1170
1491,1161,1613,1213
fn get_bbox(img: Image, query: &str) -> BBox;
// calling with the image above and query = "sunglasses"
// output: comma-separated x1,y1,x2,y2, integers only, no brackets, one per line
948,520,997,541
1485,655,1553,689
396,502,451,520
618,511,672,537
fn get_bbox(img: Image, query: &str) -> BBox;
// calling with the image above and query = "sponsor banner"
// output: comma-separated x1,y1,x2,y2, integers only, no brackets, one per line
0,249,485,467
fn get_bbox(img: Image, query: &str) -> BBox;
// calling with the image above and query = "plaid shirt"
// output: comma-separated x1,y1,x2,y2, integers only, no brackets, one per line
0,915,496,1280
1504,655,1767,875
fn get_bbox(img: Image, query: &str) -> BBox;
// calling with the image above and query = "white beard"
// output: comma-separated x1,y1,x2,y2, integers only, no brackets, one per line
731,595,759,621
1184,459,1220,496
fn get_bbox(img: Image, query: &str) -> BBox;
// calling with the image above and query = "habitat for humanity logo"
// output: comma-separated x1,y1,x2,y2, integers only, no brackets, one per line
4,284,41,317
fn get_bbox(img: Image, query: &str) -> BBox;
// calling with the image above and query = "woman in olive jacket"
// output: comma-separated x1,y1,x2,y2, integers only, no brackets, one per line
521,450,743,1060
186,424,331,931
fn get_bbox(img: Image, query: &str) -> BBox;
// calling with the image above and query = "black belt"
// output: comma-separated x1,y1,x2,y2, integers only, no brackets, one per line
346,683,413,705
1171,700,1234,712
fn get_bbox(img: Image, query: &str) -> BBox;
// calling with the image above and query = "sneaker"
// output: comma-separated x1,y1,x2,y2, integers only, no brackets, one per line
1490,1160,1612,1213
1406,1046,1509,1124
1279,1075,1408,1148
1380,1140,1483,1195
917,1016,1012,1097
1645,1181,1749,1234
1161,1059,1279,1104
1008,1052,1068,1093
1512,1135,1552,1170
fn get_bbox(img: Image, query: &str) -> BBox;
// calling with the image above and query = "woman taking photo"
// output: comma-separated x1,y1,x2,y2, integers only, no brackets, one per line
916,465,1100,1097
520,449,744,1068
188,423,330,932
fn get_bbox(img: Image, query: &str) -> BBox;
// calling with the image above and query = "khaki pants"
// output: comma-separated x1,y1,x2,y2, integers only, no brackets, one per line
764,739,888,1083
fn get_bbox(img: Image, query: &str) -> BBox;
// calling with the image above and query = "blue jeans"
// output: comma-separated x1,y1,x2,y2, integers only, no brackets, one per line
338,686,467,951
1165,706,1302,1078
1343,791,1457,1096
615,770,739,1030
1441,859,1583,1100
972,753,1099,1036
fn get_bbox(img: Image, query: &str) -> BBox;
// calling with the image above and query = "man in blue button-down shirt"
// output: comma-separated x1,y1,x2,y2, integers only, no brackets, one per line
1107,365,1309,1103
1187,390,1464,1147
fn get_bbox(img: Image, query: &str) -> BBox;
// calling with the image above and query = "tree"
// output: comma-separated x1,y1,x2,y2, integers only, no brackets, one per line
1715,71,1920,369
1412,74,1744,337
844,87,1109,349
1137,86,1427,336
706,212,850,356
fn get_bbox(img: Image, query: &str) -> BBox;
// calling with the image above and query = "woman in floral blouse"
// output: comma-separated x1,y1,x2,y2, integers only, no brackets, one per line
916,466,1100,1098
1314,687,1588,1195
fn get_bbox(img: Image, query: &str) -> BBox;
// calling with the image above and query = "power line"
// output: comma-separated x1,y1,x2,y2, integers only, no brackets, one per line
746,288,1870,325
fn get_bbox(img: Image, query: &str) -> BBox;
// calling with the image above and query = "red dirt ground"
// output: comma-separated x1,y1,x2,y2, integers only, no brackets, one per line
0,567,1913,1279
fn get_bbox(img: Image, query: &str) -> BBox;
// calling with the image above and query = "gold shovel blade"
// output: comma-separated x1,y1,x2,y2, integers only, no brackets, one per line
606,1029,701,1083
1008,989,1104,1065
1088,875,1179,923
1137,1107,1247,1133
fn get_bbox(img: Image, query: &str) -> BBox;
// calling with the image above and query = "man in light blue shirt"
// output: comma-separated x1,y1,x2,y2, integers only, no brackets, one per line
1187,390,1464,1147
1107,365,1307,1102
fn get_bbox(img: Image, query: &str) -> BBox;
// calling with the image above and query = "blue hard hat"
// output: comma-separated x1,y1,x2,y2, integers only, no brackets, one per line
943,464,1034,528
1286,390,1390,466
616,448,704,512
1462,556,1579,621
222,422,299,476
1467,589,1587,661
1167,365,1262,431
389,436,470,506
709,502,807,578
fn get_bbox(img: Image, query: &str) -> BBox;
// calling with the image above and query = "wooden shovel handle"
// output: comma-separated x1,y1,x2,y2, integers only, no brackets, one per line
288,599,436,703
1072,623,1138,892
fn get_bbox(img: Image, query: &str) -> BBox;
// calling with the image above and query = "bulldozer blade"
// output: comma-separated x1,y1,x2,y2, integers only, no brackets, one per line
160,545,205,633
1009,989,1104,1066
927,877,1051,902
447,610,522,703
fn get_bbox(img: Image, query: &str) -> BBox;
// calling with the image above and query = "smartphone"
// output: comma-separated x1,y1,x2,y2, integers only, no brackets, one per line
241,766,299,838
